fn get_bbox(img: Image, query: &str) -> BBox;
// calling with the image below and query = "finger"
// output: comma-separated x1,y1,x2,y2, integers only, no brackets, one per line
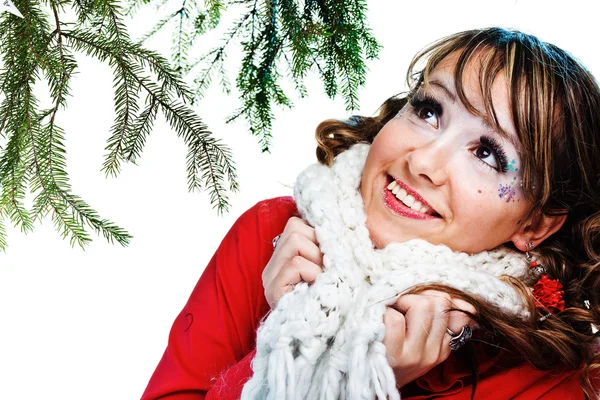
433,300,474,361
446,297,477,319
445,297,477,336
445,298,476,342
274,256,323,287
411,292,475,342
264,225,322,285
277,231,323,266
394,294,439,350
277,255,324,286
283,217,318,244
269,256,323,308
382,307,406,367
397,291,476,336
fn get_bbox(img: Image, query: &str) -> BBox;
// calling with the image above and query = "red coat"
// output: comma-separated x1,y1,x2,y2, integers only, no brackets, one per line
142,197,584,399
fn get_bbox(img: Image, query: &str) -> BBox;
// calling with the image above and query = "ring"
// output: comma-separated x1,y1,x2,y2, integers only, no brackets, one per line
446,325,472,351
272,234,282,249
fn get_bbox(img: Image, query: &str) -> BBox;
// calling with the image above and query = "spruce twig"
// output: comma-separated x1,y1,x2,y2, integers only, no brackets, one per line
0,0,237,250
130,0,380,151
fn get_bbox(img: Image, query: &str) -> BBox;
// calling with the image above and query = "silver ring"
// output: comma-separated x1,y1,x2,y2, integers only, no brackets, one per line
446,325,472,351
272,234,282,249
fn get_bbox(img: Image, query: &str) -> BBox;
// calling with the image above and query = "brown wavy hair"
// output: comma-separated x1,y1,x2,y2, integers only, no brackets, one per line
316,28,600,398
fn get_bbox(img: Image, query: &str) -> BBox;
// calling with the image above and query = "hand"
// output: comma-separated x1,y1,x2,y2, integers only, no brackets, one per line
383,290,476,389
262,217,324,309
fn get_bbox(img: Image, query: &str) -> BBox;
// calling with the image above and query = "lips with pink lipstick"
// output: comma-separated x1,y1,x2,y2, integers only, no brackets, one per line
383,175,441,220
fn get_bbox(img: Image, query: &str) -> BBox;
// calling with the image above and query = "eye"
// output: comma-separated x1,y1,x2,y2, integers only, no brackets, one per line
474,144,499,169
474,136,509,172
409,93,443,129
416,106,439,128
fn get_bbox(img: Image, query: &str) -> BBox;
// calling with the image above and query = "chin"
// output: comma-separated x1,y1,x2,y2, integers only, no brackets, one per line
365,217,412,249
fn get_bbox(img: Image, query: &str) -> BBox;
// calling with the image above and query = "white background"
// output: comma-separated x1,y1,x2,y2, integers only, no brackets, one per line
1,1,599,399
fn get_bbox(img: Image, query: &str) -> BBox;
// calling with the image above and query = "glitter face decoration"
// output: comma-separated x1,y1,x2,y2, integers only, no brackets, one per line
498,176,518,202
507,159,518,172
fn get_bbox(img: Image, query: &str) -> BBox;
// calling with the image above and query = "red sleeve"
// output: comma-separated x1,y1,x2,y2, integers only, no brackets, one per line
403,338,588,399
536,371,586,399
141,197,297,400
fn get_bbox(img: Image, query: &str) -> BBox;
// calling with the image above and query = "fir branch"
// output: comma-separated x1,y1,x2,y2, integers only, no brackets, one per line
123,0,153,16
0,0,236,249
154,96,238,212
139,9,179,43
132,0,379,151
190,11,250,99
125,43,194,101
0,211,7,251
101,57,141,177
282,52,307,98
64,26,238,211
123,95,158,163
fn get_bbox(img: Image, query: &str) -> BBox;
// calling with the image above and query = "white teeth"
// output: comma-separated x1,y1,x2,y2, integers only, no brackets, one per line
393,187,409,204
410,201,422,211
388,182,432,214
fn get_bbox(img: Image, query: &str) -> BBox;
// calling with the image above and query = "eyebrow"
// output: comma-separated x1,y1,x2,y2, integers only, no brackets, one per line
427,78,521,151
429,80,456,104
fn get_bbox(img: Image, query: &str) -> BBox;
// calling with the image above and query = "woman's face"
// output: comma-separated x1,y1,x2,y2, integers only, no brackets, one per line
361,53,531,253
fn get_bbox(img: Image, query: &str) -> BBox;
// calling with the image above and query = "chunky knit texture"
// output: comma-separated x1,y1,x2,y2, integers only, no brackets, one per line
241,144,532,400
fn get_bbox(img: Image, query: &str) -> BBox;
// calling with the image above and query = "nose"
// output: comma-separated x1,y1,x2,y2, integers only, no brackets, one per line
405,139,453,186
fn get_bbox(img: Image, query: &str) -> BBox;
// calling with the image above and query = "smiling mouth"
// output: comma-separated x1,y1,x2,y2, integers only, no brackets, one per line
384,175,442,219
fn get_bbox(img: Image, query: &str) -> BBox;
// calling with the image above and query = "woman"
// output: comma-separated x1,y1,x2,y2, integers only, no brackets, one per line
142,28,600,399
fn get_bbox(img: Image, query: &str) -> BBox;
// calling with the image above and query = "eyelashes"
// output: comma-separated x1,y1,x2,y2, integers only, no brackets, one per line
479,136,509,173
408,93,443,121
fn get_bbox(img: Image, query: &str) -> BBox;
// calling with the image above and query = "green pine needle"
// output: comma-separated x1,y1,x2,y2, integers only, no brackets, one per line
0,0,238,250
131,0,380,151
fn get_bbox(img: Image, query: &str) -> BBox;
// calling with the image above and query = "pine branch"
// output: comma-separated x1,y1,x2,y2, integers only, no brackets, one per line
155,97,238,212
190,12,250,99
62,28,237,212
0,211,7,251
131,0,379,151
123,95,157,163
0,0,237,250
101,57,141,177
124,0,153,16
139,9,180,43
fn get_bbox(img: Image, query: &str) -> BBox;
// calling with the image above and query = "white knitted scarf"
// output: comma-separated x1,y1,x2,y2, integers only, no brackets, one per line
241,144,532,400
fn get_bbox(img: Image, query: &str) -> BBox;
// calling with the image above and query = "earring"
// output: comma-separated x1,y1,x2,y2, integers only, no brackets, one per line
525,241,534,261
525,242,545,275
524,243,565,320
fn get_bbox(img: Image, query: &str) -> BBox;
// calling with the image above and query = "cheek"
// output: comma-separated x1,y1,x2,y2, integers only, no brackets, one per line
363,133,405,179
371,119,416,154
455,184,525,235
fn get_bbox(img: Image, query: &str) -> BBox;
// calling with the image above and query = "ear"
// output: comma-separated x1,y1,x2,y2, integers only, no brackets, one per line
510,212,567,252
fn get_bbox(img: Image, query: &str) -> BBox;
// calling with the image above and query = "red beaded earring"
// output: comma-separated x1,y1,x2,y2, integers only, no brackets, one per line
526,242,565,320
